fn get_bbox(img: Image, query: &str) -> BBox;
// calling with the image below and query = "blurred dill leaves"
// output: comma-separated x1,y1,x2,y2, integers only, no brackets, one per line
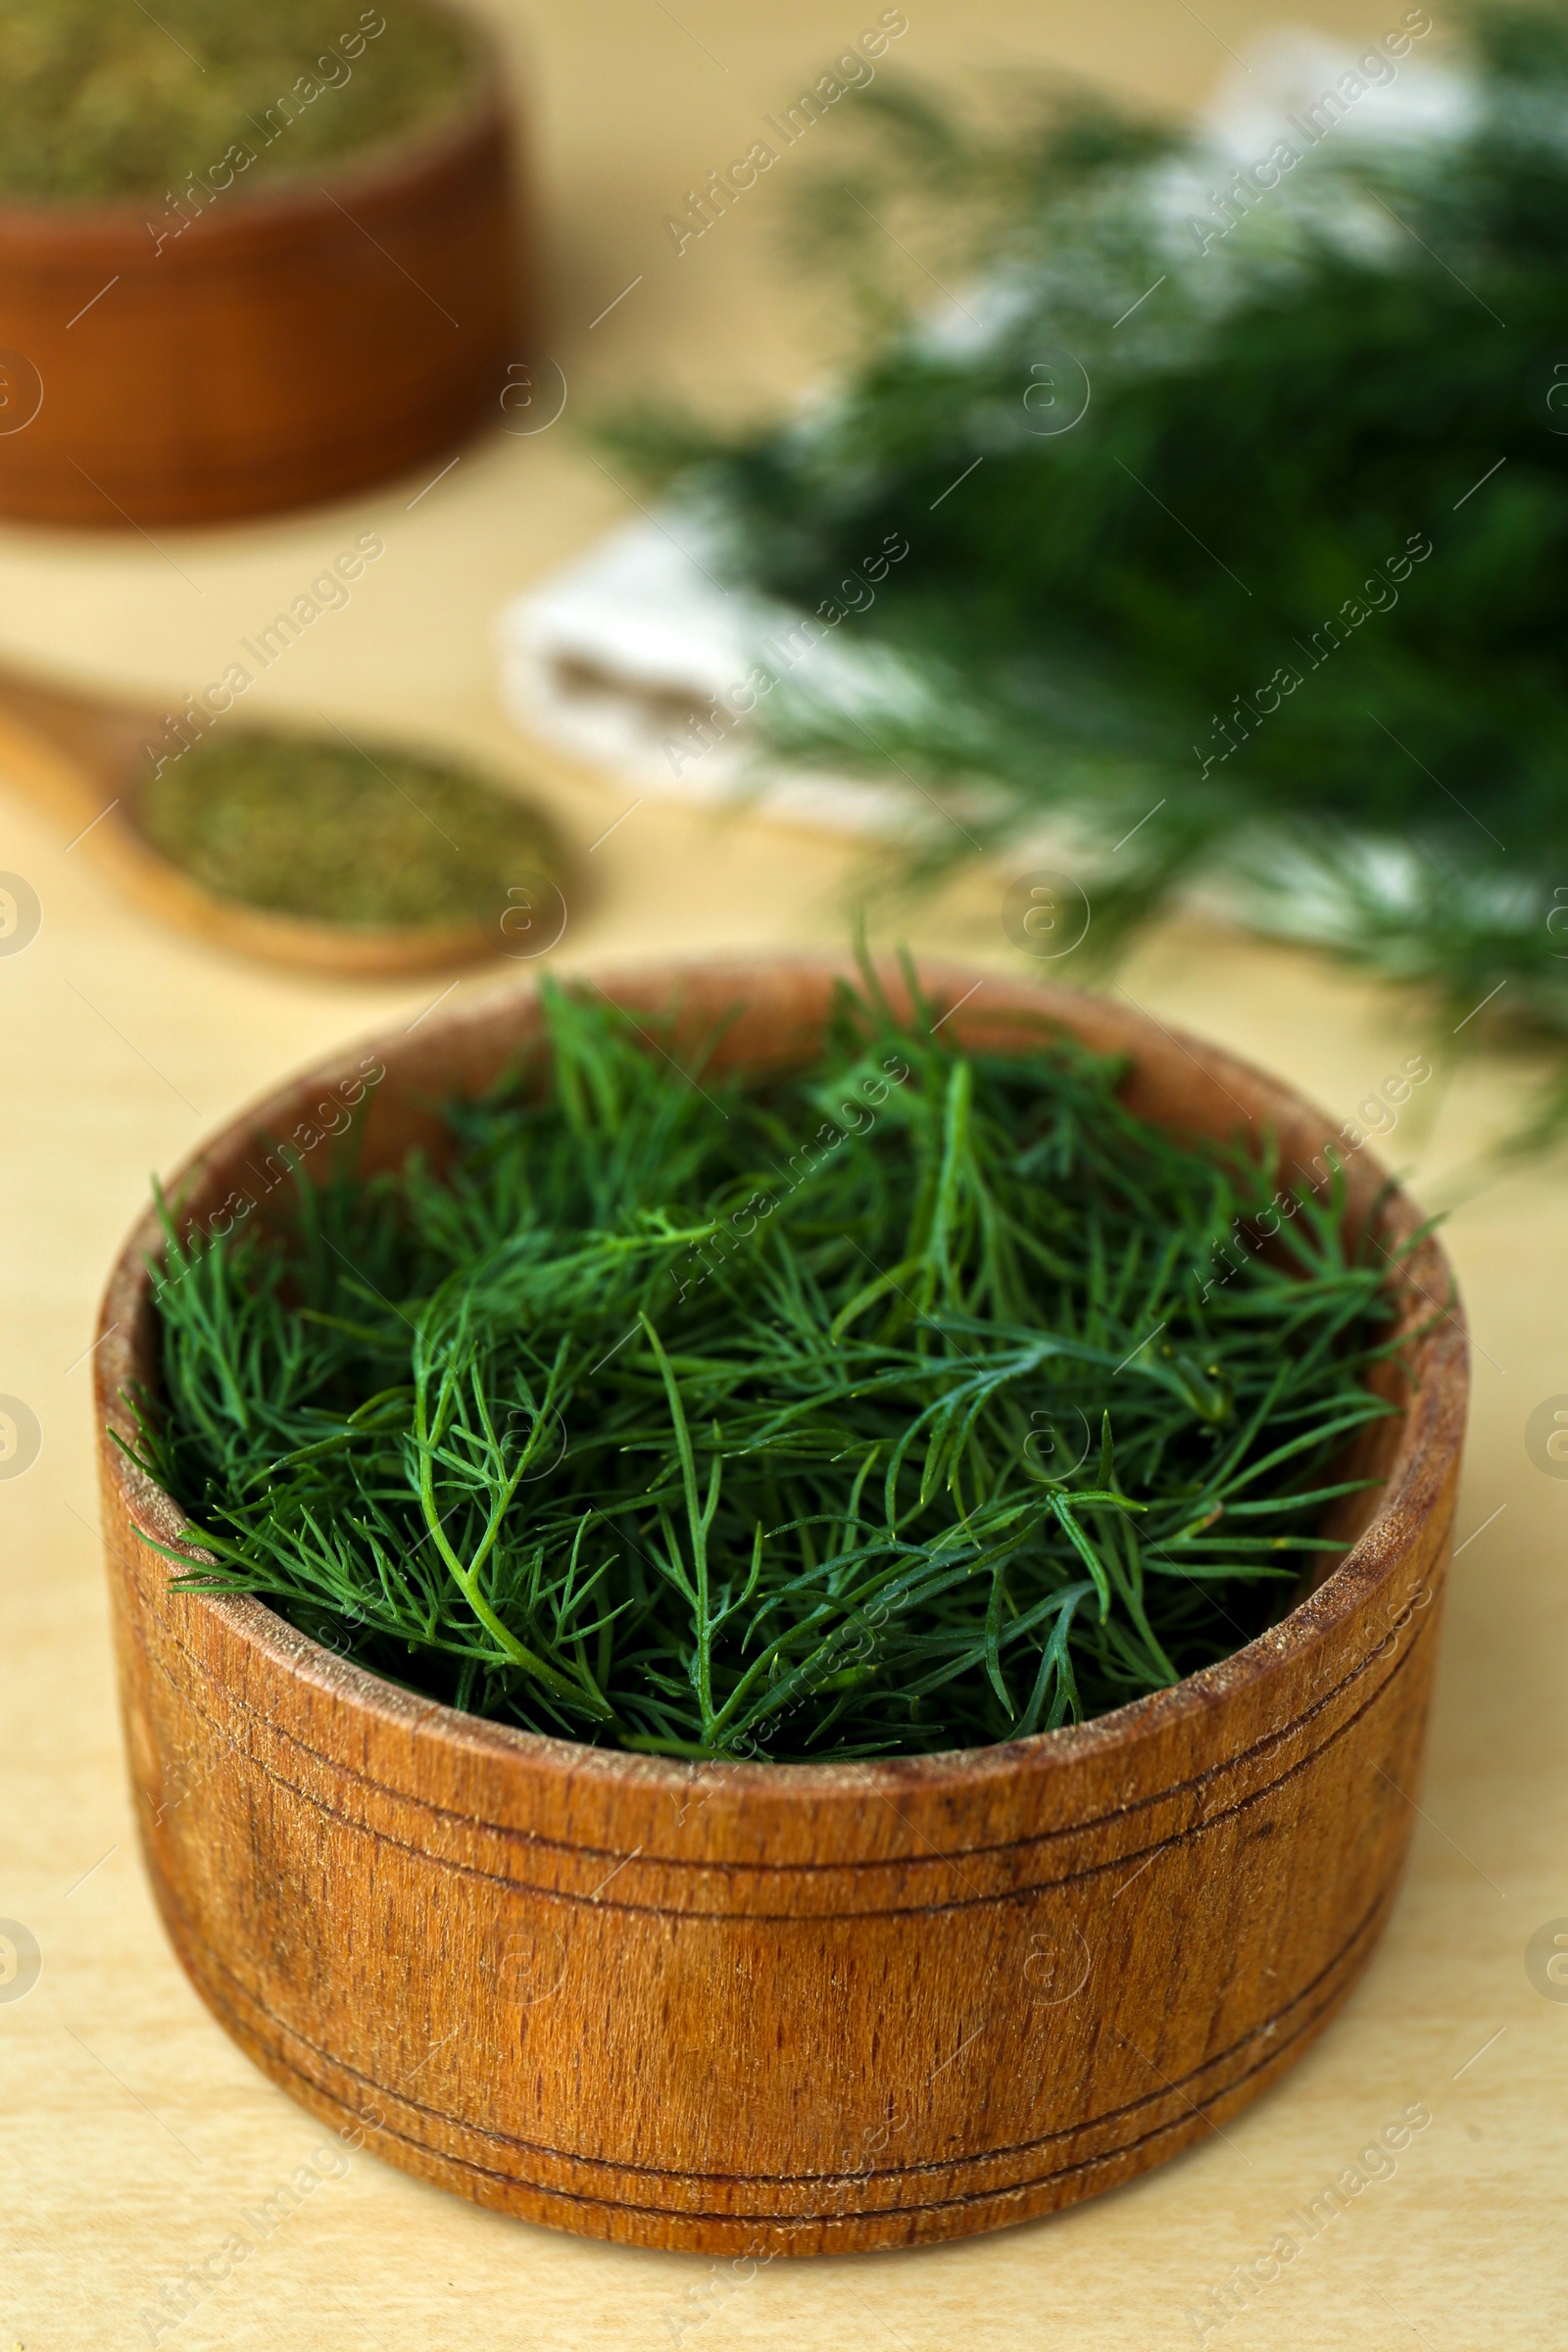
600,5,1568,1145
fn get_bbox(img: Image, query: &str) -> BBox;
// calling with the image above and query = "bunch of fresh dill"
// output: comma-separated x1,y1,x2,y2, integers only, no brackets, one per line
602,5,1568,1141
126,969,1402,1760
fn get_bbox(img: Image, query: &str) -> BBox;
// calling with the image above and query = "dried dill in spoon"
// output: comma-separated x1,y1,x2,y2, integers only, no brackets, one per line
136,731,564,934
122,963,1409,1761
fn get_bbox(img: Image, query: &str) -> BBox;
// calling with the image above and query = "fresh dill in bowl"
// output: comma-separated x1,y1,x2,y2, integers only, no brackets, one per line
126,969,1405,1761
137,732,562,933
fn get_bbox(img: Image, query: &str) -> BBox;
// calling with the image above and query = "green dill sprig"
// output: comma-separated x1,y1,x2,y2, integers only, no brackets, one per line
123,964,1405,1760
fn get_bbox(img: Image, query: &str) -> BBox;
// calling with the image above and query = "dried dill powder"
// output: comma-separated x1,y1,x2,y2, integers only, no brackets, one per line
127,964,1411,1761
0,0,475,204
137,732,560,931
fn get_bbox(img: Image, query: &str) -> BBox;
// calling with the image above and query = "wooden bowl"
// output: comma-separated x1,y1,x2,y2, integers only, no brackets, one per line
0,661,570,976
0,3,522,528
94,958,1468,2254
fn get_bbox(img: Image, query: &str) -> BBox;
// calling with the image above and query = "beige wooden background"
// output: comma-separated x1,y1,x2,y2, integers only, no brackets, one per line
1,2,1564,2345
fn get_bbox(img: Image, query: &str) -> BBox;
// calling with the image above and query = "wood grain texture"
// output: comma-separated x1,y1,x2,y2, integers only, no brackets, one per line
0,660,569,974
0,5,524,528
92,957,1469,2255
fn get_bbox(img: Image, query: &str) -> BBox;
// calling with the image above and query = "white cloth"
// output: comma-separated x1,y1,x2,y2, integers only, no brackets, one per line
496,515,924,835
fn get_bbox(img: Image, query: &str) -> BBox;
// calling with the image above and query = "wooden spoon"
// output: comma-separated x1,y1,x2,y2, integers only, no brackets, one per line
0,659,570,976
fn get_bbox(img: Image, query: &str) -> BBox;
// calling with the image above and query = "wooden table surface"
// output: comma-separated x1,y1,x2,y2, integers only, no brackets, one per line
1,4,1562,2346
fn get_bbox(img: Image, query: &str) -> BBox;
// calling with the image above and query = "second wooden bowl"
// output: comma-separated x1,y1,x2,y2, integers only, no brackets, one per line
94,959,1468,2253
0,3,522,528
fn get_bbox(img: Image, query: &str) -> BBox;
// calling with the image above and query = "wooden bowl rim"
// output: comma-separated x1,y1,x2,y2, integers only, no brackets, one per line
95,954,1468,1800
0,0,504,237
